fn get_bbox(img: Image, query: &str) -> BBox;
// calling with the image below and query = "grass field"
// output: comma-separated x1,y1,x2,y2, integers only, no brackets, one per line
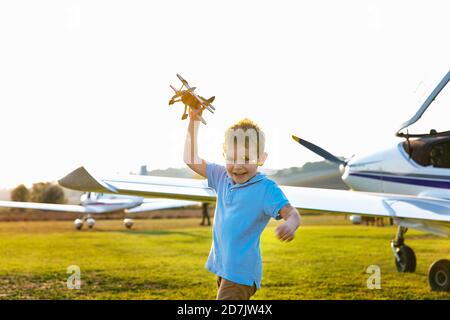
0,215,449,300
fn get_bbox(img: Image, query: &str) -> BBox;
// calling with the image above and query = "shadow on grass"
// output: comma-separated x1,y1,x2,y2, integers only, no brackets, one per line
0,272,177,299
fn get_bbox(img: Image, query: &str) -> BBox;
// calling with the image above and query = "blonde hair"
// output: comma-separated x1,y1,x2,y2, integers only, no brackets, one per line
224,118,266,161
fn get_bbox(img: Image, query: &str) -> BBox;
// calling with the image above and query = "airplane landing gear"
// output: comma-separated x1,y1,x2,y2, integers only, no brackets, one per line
86,216,96,229
428,259,450,292
391,226,416,273
74,218,84,230
394,245,416,273
123,218,134,229
74,215,95,230
390,226,450,292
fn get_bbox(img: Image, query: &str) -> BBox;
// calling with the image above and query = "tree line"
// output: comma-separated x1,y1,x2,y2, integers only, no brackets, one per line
10,183,67,204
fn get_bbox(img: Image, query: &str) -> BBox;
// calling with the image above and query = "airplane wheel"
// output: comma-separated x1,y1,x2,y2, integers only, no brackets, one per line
74,219,83,230
86,218,95,229
395,245,416,272
123,218,134,229
428,259,450,292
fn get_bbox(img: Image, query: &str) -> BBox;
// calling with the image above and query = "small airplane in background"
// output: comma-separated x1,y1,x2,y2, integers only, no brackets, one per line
291,69,450,291
0,192,199,230
169,74,216,125
59,70,450,292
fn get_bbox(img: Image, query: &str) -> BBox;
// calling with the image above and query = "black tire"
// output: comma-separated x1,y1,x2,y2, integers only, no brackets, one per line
395,245,416,272
428,259,450,292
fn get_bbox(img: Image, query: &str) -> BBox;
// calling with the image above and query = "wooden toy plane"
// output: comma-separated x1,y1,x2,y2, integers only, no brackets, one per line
169,74,215,125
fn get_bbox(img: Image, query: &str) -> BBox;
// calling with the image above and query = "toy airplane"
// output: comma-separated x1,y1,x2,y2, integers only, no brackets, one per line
169,74,215,125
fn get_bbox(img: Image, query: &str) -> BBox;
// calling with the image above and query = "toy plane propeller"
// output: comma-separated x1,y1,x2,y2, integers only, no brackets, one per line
168,74,216,125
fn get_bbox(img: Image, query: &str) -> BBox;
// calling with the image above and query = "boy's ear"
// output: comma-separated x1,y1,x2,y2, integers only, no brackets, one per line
258,152,268,166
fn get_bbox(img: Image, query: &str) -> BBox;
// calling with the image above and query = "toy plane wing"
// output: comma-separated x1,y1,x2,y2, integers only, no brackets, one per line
59,167,450,236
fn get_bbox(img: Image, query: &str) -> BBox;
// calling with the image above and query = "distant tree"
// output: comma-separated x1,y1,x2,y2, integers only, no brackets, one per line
9,184,30,212
30,182,51,203
30,182,66,204
10,184,30,204
41,184,67,204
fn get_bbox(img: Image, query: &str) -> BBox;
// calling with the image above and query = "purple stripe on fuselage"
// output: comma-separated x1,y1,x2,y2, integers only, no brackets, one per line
350,173,450,189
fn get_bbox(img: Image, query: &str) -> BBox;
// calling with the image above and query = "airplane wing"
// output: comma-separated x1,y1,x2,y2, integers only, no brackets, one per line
0,200,87,213
59,167,215,202
0,199,139,214
59,167,450,236
126,199,200,214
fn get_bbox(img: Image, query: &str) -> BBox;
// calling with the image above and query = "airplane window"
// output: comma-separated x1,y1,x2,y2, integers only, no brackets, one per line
403,139,431,166
430,141,450,168
403,137,450,167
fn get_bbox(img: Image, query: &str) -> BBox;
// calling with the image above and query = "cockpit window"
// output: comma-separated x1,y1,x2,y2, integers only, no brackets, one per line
403,136,450,168
430,141,450,168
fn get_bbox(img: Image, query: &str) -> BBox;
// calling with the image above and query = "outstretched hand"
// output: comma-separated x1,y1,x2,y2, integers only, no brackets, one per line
275,221,297,242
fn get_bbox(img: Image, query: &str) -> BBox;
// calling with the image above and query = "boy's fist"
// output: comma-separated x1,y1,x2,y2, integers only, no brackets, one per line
275,222,296,242
189,107,203,122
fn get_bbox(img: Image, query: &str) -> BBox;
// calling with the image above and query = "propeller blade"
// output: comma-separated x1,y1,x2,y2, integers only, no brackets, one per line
176,74,189,86
292,135,346,166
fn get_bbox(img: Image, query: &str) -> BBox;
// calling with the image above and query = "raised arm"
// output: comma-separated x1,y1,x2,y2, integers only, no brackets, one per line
184,111,207,178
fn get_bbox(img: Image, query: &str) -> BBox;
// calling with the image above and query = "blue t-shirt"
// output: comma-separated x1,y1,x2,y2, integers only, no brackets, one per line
206,162,289,289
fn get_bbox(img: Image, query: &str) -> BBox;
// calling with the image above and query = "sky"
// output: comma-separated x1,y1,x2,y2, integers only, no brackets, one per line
0,0,449,188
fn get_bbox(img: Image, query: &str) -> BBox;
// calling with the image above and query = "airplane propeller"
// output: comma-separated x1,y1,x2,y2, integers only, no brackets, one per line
292,135,347,167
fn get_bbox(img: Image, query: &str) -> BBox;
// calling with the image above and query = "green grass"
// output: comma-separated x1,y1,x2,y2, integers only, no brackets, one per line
0,216,449,299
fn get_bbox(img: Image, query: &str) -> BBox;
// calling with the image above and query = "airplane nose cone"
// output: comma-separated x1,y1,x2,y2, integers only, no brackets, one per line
339,164,346,175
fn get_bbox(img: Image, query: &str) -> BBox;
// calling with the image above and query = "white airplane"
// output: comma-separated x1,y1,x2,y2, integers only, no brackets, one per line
0,191,199,230
58,70,450,292
291,69,450,291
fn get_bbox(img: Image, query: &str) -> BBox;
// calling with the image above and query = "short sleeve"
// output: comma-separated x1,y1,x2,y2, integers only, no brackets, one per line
263,182,290,220
206,162,227,191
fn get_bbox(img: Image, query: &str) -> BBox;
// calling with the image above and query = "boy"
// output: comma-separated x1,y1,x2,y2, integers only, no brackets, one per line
184,110,301,300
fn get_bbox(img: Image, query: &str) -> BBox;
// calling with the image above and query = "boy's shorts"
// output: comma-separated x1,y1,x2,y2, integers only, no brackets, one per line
216,277,257,300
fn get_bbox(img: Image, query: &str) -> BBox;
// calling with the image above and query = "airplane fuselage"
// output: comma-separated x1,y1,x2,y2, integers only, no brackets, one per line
80,192,144,213
343,139,450,200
